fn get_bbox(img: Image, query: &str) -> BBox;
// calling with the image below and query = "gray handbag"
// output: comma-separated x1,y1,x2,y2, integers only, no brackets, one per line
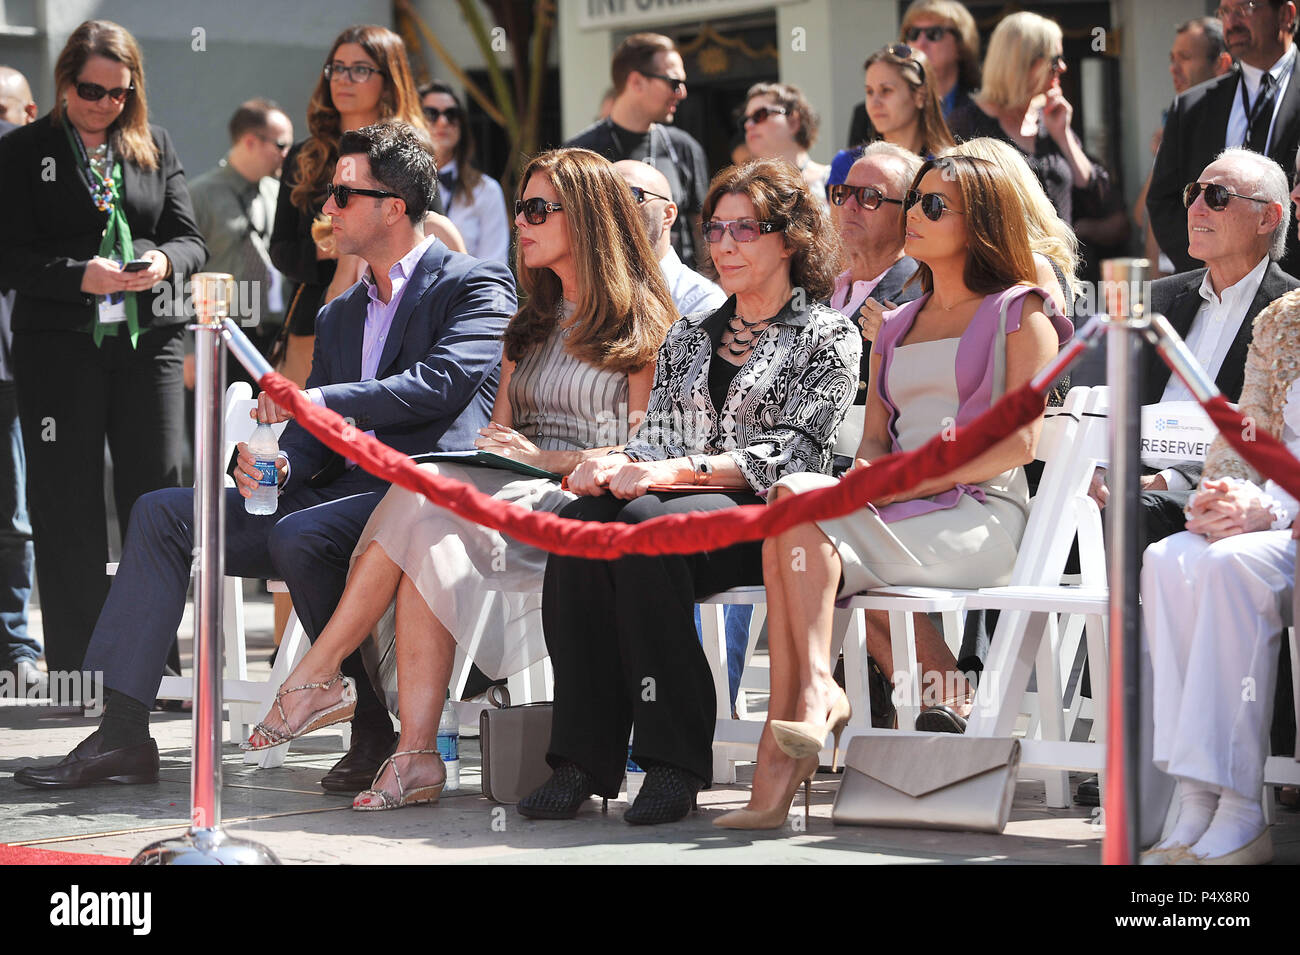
831,735,1021,833
479,688,554,804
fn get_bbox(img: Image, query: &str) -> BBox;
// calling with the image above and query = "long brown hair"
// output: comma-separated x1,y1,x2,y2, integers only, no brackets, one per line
504,149,673,374
291,24,428,212
863,46,955,157
905,155,1038,295
699,159,841,301
52,20,158,170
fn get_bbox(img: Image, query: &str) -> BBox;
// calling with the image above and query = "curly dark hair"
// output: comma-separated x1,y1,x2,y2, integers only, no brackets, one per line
698,158,841,301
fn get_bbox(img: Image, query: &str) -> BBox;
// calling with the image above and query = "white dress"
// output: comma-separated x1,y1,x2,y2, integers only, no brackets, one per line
357,317,628,712
1142,378,1300,799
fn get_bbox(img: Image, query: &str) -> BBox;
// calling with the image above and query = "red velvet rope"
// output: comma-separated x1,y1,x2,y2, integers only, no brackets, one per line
259,370,1049,558
1200,395,1300,502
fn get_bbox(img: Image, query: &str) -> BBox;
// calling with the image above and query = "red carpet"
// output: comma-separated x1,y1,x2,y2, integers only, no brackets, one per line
0,844,129,865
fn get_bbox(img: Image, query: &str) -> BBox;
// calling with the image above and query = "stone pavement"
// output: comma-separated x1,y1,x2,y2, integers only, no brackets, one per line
2,596,1296,864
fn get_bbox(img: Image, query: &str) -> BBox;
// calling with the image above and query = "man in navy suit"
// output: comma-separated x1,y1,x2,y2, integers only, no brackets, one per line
16,121,516,791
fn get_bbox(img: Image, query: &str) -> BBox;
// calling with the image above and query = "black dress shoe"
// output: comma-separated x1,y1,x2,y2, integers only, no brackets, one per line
1075,774,1100,806
624,763,701,826
518,762,605,819
319,724,398,793
914,705,967,734
14,732,159,789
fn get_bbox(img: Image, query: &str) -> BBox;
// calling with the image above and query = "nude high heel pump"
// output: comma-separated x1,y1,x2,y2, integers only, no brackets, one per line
713,755,820,830
769,691,852,770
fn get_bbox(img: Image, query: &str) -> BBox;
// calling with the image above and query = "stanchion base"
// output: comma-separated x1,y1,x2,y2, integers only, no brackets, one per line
130,827,279,865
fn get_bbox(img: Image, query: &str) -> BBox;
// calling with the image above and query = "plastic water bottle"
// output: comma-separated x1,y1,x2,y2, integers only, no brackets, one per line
625,746,645,803
245,422,279,515
438,697,460,791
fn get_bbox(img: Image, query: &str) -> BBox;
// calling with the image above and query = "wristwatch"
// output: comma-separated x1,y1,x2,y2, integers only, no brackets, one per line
688,454,714,485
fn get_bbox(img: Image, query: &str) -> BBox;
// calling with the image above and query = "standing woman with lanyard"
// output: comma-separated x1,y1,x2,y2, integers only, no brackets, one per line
0,19,206,675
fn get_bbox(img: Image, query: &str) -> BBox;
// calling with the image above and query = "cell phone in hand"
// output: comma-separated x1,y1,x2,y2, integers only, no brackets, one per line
122,258,152,272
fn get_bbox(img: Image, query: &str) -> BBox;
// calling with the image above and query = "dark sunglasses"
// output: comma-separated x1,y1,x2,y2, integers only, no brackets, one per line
904,25,956,44
255,133,291,151
905,190,965,221
740,105,787,131
325,183,401,208
75,82,134,104
638,71,686,94
324,63,384,83
1049,54,1067,74
515,197,563,224
423,105,461,124
828,184,902,210
629,185,671,205
885,43,927,84
703,218,782,243
1182,181,1270,211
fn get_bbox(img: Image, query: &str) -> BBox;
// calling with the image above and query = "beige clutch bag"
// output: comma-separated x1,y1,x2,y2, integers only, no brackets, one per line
831,736,1021,834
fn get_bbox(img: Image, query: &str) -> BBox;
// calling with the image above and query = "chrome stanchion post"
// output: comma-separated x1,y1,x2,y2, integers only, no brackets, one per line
1100,258,1150,866
133,273,278,865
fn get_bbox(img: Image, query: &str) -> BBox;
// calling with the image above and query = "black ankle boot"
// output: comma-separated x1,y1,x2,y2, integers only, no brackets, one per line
518,762,605,819
624,763,701,825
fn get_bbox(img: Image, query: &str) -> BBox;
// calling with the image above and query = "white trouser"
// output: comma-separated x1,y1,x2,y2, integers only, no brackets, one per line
1141,529,1295,801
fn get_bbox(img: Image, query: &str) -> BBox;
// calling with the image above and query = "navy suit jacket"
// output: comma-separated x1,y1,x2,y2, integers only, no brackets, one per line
277,239,516,493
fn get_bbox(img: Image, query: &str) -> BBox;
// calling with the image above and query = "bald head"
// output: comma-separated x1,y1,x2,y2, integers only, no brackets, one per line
613,159,677,258
0,66,35,126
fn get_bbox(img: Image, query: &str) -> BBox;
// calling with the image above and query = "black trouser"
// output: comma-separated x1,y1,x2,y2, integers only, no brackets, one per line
542,490,763,797
13,326,185,673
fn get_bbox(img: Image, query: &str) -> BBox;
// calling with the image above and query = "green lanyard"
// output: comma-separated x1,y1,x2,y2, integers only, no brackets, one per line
64,121,139,347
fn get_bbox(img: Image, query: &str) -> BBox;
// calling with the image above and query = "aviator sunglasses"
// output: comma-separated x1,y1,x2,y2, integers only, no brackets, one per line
75,82,134,103
828,184,902,210
703,218,782,243
1182,181,1270,211
325,183,401,208
515,197,564,224
904,25,956,44
904,189,965,221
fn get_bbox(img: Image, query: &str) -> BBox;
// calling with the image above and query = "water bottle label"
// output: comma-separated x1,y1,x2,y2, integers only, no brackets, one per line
254,458,278,488
437,731,458,762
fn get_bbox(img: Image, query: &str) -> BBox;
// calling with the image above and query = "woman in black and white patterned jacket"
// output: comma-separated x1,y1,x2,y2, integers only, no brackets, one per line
520,159,859,826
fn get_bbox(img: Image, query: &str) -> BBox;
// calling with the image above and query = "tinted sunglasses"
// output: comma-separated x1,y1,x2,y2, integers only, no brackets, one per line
740,105,787,130
639,71,686,94
904,25,955,44
255,133,291,151
828,184,902,210
885,43,926,84
905,190,965,221
629,185,671,205
325,183,401,208
703,218,782,243
423,105,461,124
1182,181,1270,211
75,82,134,104
515,197,563,224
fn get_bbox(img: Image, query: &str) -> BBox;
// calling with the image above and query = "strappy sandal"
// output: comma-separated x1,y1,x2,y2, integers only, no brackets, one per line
352,749,445,811
240,673,357,751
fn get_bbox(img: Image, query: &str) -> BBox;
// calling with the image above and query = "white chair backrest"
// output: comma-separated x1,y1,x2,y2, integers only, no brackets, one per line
1005,385,1105,587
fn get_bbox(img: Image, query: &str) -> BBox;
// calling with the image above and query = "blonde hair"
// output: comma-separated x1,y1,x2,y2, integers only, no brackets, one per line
941,137,1079,291
900,0,982,90
976,11,1063,110
505,149,674,373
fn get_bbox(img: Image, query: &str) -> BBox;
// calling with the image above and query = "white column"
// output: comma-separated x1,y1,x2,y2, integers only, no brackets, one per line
557,1,612,141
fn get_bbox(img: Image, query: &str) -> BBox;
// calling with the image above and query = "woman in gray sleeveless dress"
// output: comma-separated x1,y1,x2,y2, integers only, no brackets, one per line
242,149,675,810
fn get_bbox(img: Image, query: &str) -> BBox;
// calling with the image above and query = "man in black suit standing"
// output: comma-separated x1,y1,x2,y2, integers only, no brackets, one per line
1094,147,1300,541
1148,0,1300,277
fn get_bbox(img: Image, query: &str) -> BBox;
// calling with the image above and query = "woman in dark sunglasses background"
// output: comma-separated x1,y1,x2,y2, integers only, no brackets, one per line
947,11,1105,230
243,148,675,811
717,155,1072,829
268,24,435,388
0,19,206,675
420,81,509,263
521,158,856,826
740,82,831,203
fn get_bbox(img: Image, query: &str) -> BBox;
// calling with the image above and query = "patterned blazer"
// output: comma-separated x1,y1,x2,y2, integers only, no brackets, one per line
1203,286,1300,485
623,296,861,491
